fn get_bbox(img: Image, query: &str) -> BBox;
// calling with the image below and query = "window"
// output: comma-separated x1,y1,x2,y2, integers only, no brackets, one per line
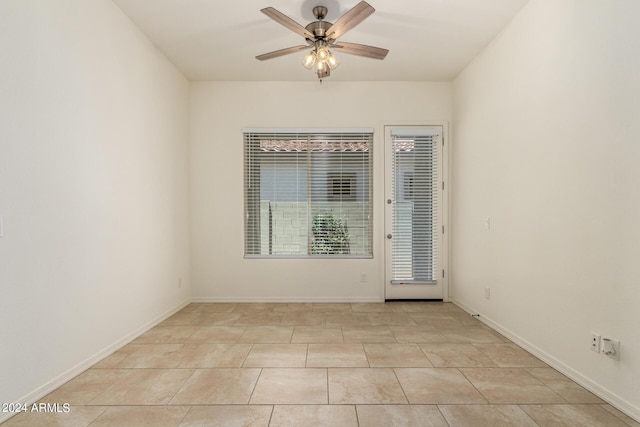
244,129,373,257
328,173,356,202
402,172,415,201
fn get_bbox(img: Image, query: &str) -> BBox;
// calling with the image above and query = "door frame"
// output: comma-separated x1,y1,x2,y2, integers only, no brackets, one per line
383,123,449,301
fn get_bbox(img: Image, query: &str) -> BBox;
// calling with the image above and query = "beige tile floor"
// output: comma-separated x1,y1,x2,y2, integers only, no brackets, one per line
3,302,639,426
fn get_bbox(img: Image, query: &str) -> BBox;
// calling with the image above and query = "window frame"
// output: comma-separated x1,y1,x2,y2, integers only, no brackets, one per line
243,128,374,259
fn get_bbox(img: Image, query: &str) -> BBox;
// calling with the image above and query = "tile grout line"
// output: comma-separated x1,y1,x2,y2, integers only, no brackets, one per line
361,343,371,368
266,404,275,427
246,368,264,405
433,404,454,427
174,404,193,427
391,367,411,405
515,404,551,427
354,404,361,427
326,368,330,405
240,344,255,368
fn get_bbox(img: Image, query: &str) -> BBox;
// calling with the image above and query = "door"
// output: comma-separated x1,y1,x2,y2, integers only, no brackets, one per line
384,126,447,300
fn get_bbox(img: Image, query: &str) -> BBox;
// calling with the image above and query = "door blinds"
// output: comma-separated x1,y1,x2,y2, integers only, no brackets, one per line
390,129,440,283
244,129,373,257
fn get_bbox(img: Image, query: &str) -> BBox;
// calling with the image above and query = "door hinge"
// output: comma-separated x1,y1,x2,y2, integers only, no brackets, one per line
442,269,445,278
442,225,445,234
442,181,445,190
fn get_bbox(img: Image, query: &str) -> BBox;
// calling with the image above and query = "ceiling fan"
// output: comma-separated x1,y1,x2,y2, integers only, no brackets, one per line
256,1,389,81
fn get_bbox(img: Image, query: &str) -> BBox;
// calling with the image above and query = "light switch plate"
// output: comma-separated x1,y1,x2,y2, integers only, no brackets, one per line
483,217,491,230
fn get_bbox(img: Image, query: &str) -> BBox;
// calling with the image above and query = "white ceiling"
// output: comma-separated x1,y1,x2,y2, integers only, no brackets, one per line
113,0,529,82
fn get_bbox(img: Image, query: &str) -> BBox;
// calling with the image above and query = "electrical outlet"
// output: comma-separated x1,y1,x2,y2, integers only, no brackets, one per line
590,333,601,353
485,287,491,300
601,337,620,360
178,278,182,288
360,273,368,283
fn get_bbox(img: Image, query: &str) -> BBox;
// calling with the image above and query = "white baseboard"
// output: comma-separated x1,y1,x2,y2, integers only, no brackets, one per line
452,298,640,423
192,296,383,303
0,298,191,424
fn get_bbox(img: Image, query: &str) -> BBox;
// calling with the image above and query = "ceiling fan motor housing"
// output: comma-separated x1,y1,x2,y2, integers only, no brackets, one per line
306,20,332,40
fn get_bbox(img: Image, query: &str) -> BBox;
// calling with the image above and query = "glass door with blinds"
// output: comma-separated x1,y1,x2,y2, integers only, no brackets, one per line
384,126,447,300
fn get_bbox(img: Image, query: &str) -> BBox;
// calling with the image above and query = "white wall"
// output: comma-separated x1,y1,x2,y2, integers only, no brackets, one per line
452,0,640,419
0,0,191,413
190,81,451,301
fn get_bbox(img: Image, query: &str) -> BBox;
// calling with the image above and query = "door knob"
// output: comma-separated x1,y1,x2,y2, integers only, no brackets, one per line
387,234,392,239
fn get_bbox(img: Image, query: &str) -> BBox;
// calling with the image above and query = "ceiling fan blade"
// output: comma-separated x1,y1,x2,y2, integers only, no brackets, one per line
325,1,375,41
256,45,310,61
332,42,388,60
261,7,315,40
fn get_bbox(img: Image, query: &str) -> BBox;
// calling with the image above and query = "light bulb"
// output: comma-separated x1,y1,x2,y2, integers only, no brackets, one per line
316,60,328,72
316,47,330,62
302,51,316,70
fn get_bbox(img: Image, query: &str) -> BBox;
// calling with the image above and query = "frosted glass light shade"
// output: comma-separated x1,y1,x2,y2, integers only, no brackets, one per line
316,47,330,62
327,52,340,70
302,51,317,69
316,60,330,78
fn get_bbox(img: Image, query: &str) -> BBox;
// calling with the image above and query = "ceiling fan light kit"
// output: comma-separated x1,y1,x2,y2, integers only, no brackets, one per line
256,1,388,82
302,40,340,78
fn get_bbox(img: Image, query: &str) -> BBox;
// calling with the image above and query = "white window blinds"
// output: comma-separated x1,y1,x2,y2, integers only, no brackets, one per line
390,129,440,283
244,129,373,257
